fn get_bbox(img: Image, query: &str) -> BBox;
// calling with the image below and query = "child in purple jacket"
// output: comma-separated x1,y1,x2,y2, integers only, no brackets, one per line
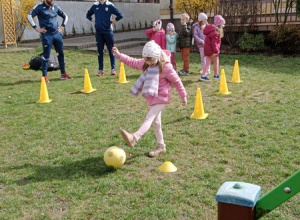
112,41,187,157
193,13,210,75
200,15,226,82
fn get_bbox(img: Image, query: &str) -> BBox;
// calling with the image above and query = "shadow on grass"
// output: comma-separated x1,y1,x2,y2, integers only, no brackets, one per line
0,79,39,86
165,116,190,125
7,157,116,185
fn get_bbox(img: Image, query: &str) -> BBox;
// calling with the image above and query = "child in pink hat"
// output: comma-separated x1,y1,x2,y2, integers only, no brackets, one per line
200,15,225,82
166,22,178,70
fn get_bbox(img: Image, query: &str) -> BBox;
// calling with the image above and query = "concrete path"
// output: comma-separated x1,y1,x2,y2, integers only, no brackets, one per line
0,29,148,56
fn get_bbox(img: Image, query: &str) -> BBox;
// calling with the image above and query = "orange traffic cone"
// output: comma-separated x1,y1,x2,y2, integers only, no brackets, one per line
81,69,96,94
219,69,231,95
118,62,129,83
190,88,208,120
231,60,242,83
37,77,52,103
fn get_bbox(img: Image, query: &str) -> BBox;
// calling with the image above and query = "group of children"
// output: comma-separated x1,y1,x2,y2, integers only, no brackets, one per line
145,13,226,82
113,13,226,157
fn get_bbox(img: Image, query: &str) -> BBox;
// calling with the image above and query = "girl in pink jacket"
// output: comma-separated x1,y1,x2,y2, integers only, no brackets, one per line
200,15,226,82
145,19,166,49
112,40,187,157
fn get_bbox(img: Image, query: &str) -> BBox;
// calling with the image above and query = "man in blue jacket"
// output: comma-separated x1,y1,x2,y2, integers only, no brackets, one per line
86,0,123,77
27,0,72,83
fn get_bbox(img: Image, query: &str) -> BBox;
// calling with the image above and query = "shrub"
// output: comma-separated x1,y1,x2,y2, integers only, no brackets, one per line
139,21,142,29
121,23,125,31
145,21,148,28
72,24,76,36
237,33,265,52
128,22,131,31
90,25,94,35
82,26,85,35
269,25,300,53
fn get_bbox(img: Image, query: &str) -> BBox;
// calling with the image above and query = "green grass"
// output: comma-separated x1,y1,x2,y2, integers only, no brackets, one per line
0,48,299,220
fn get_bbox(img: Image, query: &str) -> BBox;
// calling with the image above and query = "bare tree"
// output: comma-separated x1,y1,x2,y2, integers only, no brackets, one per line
272,0,297,25
218,0,262,46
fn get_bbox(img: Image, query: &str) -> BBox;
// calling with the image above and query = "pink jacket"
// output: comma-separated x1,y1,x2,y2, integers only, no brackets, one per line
145,28,166,49
116,53,187,106
203,25,221,56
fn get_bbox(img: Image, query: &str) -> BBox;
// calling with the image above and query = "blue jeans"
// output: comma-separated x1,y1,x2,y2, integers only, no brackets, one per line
41,32,65,76
95,31,115,71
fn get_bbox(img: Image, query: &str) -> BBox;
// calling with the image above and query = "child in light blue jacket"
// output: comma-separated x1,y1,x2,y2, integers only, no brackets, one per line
166,23,178,70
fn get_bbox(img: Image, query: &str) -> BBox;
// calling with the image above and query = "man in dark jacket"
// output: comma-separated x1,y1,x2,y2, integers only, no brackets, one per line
178,13,193,76
86,0,123,77
27,0,72,83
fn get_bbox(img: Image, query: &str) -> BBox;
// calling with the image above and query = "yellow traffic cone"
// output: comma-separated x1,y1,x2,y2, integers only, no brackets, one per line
231,60,242,83
159,161,177,172
190,88,209,120
81,69,96,93
118,62,129,83
37,77,52,103
219,69,231,95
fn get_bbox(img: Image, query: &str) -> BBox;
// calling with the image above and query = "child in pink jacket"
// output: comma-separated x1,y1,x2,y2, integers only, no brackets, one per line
145,19,166,49
200,15,226,82
112,40,187,157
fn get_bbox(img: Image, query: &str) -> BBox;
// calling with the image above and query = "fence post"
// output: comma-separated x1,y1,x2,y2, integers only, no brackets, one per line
216,181,261,220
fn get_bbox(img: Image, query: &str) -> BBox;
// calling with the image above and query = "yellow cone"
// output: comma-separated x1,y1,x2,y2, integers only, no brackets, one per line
159,161,177,172
118,62,129,83
81,69,96,93
232,60,242,83
190,88,209,120
37,77,52,103
219,69,231,95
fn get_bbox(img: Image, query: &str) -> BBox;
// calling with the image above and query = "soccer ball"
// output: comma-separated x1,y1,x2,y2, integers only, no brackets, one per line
104,146,126,168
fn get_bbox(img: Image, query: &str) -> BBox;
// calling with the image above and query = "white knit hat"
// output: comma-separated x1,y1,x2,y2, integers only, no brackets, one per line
152,19,162,30
198,13,208,22
142,40,162,59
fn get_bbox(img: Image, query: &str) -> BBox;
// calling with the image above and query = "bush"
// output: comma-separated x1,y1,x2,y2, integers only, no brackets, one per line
236,33,265,52
269,25,300,53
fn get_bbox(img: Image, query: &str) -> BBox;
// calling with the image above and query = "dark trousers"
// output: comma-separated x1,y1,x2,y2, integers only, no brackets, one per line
41,32,65,76
95,31,115,71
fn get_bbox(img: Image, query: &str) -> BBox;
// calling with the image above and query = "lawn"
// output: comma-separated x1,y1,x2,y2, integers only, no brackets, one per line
0,48,299,220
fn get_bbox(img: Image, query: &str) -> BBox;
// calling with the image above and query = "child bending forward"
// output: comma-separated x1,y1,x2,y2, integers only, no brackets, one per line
112,40,187,157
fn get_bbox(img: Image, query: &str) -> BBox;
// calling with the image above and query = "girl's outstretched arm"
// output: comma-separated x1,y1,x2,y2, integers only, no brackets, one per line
112,47,145,70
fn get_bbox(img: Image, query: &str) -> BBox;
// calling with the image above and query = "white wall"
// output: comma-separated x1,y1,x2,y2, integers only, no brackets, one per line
13,1,160,41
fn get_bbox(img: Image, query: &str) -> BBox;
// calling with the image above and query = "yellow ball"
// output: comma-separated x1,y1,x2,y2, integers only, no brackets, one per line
104,146,126,168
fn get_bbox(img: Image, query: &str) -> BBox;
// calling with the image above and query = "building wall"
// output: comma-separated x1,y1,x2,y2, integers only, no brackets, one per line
1,1,160,42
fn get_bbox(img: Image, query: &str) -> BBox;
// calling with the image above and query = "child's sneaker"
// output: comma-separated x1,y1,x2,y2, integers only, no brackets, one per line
213,74,220,80
178,69,189,76
120,129,137,148
96,70,104,77
111,69,117,75
149,143,166,157
44,76,50,83
200,76,211,82
60,73,72,80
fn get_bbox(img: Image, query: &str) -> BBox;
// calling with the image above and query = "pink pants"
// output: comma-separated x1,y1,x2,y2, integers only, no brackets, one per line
202,55,219,76
133,104,166,145
171,52,177,70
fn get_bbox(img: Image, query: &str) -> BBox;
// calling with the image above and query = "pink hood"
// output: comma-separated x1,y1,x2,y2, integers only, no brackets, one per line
203,25,221,56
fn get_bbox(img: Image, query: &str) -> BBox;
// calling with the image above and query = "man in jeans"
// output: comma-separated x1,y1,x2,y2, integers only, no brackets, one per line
86,0,123,77
27,0,72,83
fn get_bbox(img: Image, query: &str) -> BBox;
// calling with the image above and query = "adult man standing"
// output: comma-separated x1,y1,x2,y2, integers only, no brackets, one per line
86,0,123,76
27,0,72,83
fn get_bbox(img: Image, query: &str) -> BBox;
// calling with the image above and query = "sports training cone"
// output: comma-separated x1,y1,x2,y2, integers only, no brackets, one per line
37,77,52,103
118,62,129,83
231,60,242,83
81,68,96,93
190,88,209,120
159,161,177,172
219,69,231,95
